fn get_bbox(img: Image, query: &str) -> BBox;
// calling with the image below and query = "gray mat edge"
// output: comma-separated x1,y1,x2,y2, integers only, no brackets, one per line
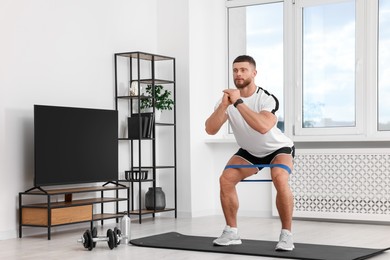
130,232,390,260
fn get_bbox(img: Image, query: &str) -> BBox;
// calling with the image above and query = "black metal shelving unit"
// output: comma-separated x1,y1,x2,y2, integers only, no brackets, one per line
114,51,177,223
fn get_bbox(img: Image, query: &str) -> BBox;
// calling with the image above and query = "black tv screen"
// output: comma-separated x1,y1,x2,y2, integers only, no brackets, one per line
34,105,118,186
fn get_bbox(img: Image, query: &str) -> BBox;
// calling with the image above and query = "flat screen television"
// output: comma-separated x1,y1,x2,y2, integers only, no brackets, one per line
34,105,118,187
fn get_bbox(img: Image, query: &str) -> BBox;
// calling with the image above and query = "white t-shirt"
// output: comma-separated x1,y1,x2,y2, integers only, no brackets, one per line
216,86,293,157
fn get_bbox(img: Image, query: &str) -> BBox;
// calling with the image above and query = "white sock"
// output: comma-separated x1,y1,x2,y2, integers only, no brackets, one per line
225,226,238,234
229,227,238,234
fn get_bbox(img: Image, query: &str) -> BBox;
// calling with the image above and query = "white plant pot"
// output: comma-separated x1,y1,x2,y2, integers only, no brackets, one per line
155,110,162,123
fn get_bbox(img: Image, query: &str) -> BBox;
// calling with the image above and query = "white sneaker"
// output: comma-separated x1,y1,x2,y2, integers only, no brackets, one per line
213,226,242,246
275,229,295,251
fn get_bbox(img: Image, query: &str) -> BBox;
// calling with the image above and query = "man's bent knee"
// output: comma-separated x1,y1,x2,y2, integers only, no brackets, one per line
220,170,242,187
272,171,290,190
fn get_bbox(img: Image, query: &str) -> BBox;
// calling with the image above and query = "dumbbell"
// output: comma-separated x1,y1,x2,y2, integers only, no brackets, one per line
78,227,122,250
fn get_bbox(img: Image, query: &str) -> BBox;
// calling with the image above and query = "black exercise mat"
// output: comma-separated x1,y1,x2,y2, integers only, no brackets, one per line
130,232,390,260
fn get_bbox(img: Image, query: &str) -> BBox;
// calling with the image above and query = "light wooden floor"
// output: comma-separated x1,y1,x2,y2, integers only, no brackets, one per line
2,215,390,259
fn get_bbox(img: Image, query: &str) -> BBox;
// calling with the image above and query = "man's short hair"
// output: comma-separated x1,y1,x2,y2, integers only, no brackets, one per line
233,55,256,68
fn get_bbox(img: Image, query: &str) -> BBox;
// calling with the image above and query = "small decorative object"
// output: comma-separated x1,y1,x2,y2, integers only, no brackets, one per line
145,187,166,210
154,109,162,122
125,170,148,181
129,81,141,96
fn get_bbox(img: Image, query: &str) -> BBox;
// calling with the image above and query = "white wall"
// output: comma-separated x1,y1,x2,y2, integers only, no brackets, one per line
156,0,192,216
1,0,275,240
156,0,235,218
184,0,274,218
0,0,159,239
187,0,228,216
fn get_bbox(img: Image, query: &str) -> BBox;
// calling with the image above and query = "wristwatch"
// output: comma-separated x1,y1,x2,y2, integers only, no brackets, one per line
234,98,244,108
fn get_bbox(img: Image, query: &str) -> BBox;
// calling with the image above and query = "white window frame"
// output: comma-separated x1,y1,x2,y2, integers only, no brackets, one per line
293,0,364,139
226,0,390,142
370,0,390,140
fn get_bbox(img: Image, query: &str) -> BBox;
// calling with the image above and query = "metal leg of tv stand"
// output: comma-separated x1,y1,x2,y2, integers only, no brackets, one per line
48,226,51,240
47,194,52,240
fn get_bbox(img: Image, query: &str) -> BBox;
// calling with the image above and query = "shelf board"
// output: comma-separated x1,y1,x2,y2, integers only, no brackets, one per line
139,79,174,84
155,122,175,126
21,185,128,195
93,213,125,221
22,197,128,209
117,179,154,183
128,208,175,215
118,137,155,141
156,166,176,169
116,95,152,100
115,51,174,61
128,166,176,170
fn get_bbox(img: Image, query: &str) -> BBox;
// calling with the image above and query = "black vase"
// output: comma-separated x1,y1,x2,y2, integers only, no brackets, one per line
145,187,166,210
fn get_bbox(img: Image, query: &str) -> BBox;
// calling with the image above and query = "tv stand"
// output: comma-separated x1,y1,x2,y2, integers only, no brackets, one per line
19,183,129,240
103,181,126,187
24,186,48,194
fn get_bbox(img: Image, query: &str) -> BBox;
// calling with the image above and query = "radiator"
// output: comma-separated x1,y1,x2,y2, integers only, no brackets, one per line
273,148,390,222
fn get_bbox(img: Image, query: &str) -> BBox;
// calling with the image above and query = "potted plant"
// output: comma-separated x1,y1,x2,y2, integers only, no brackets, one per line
140,85,174,121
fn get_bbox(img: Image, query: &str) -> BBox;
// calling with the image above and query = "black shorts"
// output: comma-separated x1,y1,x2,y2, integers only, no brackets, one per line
234,146,295,171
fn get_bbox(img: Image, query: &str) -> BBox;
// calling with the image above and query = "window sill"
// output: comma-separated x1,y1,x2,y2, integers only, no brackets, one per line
204,136,236,143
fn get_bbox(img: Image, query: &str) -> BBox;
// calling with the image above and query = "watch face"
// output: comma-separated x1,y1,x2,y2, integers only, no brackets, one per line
234,99,243,107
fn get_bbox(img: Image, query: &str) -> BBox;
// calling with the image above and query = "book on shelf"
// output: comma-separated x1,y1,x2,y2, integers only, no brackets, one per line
128,113,154,139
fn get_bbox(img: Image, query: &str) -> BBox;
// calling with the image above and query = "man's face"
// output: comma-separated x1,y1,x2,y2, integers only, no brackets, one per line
233,62,257,89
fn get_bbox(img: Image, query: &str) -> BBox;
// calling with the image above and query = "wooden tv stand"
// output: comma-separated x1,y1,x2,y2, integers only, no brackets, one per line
19,183,129,240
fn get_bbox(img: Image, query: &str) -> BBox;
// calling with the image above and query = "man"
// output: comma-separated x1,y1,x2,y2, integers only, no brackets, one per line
205,55,295,251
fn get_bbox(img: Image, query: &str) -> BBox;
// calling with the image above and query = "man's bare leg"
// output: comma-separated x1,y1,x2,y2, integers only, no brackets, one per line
271,154,294,231
213,156,257,246
272,154,295,251
219,156,257,227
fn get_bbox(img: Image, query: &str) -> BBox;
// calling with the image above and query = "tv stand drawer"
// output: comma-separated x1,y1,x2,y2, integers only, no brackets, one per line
22,205,92,226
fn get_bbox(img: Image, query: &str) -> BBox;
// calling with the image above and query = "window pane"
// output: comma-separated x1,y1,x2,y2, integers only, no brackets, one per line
378,0,390,131
302,1,355,128
228,2,284,131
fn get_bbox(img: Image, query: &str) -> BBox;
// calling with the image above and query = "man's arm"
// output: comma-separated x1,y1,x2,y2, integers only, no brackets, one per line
236,104,276,134
223,89,276,134
205,93,229,135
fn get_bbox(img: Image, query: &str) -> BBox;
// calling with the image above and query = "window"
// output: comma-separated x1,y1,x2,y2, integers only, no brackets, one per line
302,1,355,128
227,1,284,131
294,0,366,137
227,0,390,141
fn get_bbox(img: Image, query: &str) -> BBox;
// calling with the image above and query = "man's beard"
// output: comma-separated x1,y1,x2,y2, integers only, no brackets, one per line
234,78,251,89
